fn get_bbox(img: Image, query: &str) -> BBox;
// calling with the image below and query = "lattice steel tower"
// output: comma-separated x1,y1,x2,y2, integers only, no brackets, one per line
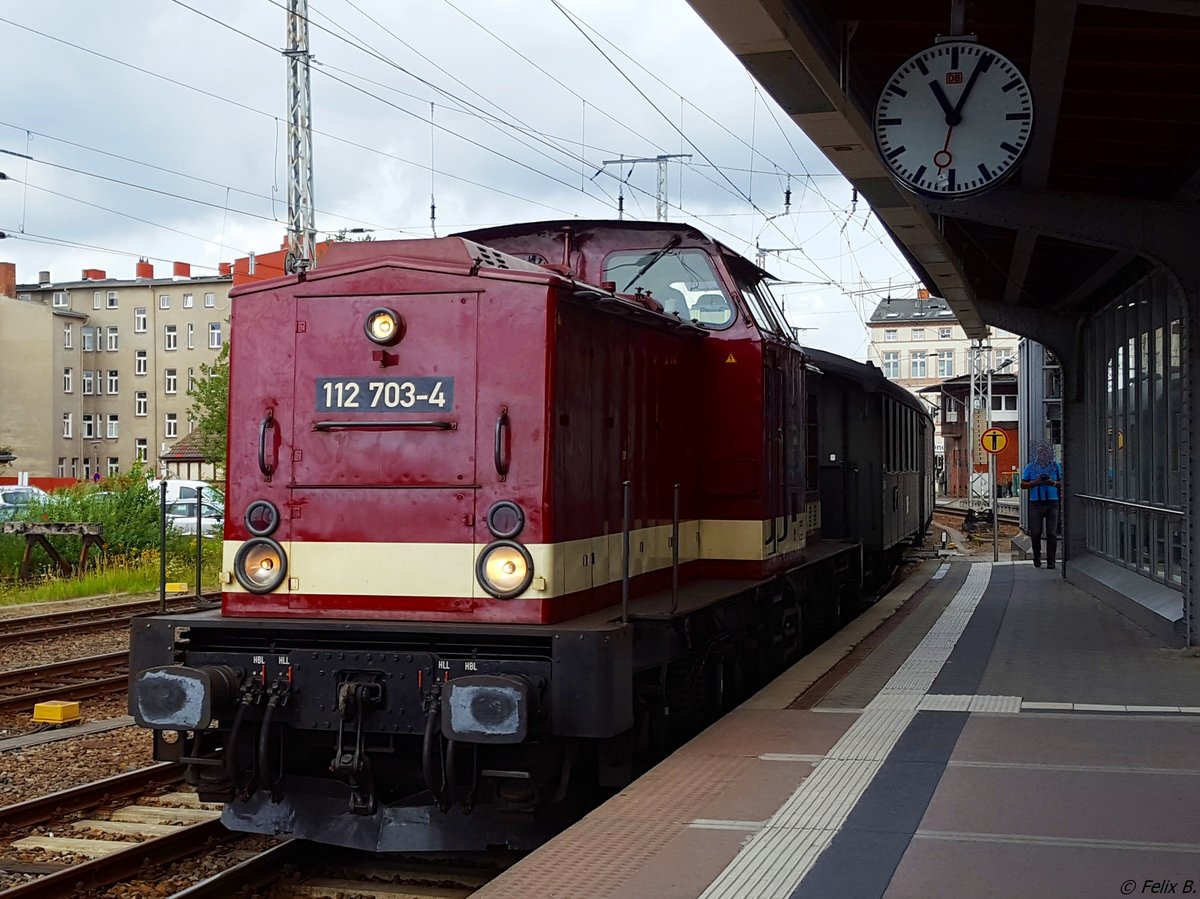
285,0,315,273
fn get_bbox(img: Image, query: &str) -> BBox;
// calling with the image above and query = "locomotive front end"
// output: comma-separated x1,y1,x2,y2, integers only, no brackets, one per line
128,238,634,850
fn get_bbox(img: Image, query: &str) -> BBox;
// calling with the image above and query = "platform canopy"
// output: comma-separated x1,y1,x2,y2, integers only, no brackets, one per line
687,0,1200,348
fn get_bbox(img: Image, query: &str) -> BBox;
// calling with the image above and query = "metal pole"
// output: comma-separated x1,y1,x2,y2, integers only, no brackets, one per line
991,452,999,562
195,486,204,601
670,483,680,615
621,481,632,624
159,480,167,614
285,0,315,273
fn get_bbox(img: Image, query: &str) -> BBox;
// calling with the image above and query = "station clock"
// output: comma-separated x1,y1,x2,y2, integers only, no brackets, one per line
874,39,1033,198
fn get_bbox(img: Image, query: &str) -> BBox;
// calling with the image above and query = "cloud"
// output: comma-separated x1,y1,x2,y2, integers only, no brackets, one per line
0,0,916,360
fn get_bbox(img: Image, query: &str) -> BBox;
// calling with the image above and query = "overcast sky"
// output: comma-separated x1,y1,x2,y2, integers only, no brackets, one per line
0,0,918,359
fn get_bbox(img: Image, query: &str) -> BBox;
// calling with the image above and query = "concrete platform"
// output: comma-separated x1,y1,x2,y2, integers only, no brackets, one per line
474,559,1200,899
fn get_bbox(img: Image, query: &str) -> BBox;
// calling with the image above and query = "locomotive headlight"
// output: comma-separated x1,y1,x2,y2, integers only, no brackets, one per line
475,540,533,599
234,537,288,593
364,307,404,346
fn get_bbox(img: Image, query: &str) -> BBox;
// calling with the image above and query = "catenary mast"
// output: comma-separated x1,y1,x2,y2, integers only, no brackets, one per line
285,0,315,272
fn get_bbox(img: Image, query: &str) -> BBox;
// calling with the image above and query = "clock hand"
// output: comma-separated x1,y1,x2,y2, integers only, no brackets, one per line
928,79,958,125
933,127,954,171
951,52,994,120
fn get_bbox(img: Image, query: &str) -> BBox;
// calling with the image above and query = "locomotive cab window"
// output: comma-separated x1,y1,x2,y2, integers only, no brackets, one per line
603,248,735,328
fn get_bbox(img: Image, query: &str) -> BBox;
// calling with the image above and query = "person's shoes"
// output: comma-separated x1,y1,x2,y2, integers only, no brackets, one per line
1033,559,1042,568
1048,560,1056,570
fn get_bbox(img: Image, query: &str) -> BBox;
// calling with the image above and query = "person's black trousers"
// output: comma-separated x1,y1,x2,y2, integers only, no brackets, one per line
1028,500,1059,565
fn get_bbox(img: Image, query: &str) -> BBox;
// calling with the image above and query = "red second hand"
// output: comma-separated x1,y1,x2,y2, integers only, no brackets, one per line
933,127,954,171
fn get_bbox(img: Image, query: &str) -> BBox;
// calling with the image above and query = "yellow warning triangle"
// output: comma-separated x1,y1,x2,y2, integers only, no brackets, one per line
725,353,737,363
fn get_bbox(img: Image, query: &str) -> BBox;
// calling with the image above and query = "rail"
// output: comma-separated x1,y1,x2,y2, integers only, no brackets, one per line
1077,494,1184,588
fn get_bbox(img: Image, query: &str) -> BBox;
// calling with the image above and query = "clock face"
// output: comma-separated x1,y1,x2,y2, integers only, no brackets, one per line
874,40,1033,198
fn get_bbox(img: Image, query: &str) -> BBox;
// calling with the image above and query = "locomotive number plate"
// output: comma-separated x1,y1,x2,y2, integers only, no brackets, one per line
316,377,454,412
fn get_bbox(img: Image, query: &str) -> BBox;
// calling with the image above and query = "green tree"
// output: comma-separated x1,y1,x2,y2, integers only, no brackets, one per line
187,339,229,465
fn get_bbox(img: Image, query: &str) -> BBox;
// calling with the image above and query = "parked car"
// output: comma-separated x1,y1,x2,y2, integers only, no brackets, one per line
148,479,225,508
164,500,224,537
0,486,49,522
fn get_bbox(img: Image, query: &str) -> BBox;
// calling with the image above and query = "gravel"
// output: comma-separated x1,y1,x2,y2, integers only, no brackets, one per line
0,628,130,673
0,725,153,806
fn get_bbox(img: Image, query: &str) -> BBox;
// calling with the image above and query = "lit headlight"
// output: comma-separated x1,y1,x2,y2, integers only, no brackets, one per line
475,540,533,599
364,307,404,346
234,537,287,593
441,675,530,743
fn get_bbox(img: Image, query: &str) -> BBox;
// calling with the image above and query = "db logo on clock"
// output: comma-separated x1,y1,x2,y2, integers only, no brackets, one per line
946,71,963,84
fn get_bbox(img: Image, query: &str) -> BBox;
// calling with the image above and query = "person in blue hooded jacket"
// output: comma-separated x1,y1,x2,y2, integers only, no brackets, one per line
1021,440,1062,569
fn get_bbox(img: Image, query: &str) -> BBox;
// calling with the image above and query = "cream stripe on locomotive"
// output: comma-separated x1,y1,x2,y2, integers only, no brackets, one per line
222,508,818,599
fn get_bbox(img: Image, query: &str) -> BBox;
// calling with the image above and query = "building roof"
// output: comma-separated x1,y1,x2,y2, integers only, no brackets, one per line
160,429,222,462
869,296,958,324
17,275,231,292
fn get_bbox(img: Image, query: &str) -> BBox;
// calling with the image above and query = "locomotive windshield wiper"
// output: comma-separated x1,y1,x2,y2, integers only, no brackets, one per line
622,234,682,292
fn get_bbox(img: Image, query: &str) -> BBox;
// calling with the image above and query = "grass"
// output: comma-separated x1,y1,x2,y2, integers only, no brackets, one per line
0,544,223,609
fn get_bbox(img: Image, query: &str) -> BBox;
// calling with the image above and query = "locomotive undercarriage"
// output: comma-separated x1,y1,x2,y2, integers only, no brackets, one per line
129,543,865,852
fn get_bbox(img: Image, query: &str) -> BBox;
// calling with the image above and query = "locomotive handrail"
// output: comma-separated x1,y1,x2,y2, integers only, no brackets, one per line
494,407,510,479
312,420,457,431
258,411,276,480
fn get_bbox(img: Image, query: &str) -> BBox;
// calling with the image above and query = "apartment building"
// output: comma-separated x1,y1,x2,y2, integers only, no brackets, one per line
0,260,231,480
866,293,1020,390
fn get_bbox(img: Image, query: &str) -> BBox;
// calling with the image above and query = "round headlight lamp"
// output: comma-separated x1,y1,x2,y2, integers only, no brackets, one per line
486,501,525,539
234,537,288,594
475,540,534,599
245,500,280,537
364,308,405,346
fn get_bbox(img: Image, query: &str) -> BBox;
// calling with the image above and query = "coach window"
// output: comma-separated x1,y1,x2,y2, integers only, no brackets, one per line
604,248,735,329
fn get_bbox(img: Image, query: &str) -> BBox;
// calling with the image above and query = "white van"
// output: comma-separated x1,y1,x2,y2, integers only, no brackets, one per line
148,479,224,508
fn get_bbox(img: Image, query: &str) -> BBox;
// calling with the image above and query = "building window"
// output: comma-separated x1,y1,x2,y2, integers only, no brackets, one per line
63,367,73,393
882,351,900,378
135,438,148,463
136,391,148,416
83,370,94,395
135,307,147,333
165,325,178,351
165,413,178,438
204,292,216,308
884,329,898,342
83,458,92,481
996,347,1015,369
95,369,104,395
188,367,196,391
53,291,69,308
83,414,95,439
943,396,959,423
108,370,119,394
912,328,925,340
939,327,953,339
57,457,65,477
107,290,118,310
108,457,120,475
910,351,927,379
82,327,95,352
938,352,955,377
92,291,102,310
187,323,195,350
107,415,119,439
208,322,222,349
165,368,177,395
63,323,73,349
106,326,119,351
183,293,194,309
135,350,148,376
160,294,171,310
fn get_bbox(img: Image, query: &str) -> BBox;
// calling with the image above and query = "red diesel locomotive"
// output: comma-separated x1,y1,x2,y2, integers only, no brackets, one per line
129,220,932,852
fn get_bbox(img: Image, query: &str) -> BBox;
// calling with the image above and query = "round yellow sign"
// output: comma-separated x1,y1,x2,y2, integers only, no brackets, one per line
980,428,1008,455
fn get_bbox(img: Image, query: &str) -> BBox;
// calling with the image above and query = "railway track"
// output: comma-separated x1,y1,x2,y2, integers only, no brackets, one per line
0,764,511,898
0,652,129,713
0,595,216,648
934,503,1019,525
